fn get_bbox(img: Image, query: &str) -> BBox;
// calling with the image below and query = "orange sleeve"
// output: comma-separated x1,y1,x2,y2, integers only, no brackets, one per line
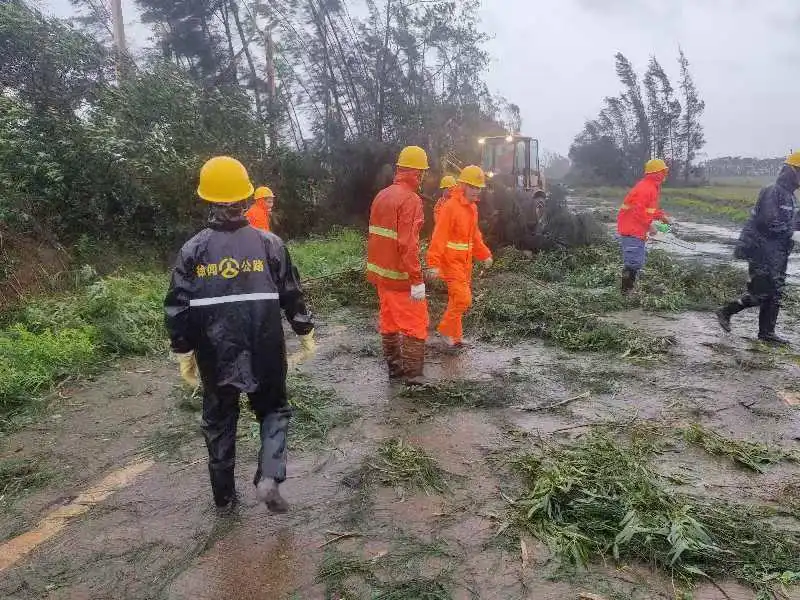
643,186,666,225
427,199,451,270
472,225,491,262
397,192,424,285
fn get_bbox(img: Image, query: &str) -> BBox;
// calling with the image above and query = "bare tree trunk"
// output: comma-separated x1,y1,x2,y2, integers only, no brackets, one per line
220,1,237,67
324,8,364,136
230,0,266,152
375,0,392,141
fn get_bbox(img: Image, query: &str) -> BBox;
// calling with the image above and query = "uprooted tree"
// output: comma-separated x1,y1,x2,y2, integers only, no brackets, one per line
568,51,705,185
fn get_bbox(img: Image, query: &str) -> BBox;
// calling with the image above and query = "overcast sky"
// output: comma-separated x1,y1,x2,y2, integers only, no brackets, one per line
37,0,798,159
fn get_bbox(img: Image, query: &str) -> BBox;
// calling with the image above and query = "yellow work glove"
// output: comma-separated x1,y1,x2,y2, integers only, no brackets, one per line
300,330,317,354
174,351,199,388
289,330,317,369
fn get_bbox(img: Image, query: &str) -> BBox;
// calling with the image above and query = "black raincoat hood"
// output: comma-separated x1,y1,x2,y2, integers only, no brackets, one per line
208,202,249,230
776,164,799,193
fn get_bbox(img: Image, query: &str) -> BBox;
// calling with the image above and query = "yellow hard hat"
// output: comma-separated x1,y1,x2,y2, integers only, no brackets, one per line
254,185,274,199
645,158,669,174
197,156,254,203
786,151,800,168
458,165,486,189
439,175,457,189
396,146,429,170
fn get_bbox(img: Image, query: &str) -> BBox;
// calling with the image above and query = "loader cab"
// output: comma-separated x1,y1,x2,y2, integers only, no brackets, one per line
479,135,545,196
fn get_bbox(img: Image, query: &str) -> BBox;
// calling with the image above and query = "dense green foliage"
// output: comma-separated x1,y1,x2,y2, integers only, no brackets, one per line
0,0,510,262
0,273,166,418
0,231,366,419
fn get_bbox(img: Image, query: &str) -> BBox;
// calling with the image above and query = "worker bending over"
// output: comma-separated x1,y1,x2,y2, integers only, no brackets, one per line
246,185,275,231
435,175,457,224
616,159,671,294
367,146,430,383
427,165,493,348
165,157,315,515
716,152,800,345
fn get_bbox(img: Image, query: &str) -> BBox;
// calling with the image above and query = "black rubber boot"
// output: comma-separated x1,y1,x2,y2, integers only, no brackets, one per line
716,301,744,333
215,491,239,517
621,268,637,296
758,300,789,346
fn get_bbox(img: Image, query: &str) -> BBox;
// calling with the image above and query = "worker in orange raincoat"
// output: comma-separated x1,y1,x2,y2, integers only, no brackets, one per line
246,186,275,232
434,175,457,224
366,146,430,382
616,159,671,294
427,165,493,348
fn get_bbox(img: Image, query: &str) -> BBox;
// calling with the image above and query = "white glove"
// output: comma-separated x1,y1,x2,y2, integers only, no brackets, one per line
482,257,494,269
410,283,426,301
427,267,440,280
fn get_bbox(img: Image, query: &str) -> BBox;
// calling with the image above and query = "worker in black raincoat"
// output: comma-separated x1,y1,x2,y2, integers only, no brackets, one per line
716,152,800,345
165,156,315,514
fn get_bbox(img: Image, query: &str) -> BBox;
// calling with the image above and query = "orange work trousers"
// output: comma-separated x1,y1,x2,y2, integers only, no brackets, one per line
376,285,429,341
437,279,472,342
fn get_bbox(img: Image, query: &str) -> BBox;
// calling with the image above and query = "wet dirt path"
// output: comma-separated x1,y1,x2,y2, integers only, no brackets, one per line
2,250,800,597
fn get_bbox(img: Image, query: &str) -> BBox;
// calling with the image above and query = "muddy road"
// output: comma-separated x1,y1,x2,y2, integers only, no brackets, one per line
1,205,800,599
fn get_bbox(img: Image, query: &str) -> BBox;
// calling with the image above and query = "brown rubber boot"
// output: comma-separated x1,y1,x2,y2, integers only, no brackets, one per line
401,336,427,386
381,333,404,379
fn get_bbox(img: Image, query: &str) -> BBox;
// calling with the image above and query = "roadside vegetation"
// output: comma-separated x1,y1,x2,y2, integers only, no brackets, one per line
0,232,368,424
0,225,760,420
510,427,800,597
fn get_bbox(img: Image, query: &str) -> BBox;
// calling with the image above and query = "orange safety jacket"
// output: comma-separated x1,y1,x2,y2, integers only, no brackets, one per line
427,186,492,282
366,170,425,290
617,172,668,240
245,198,271,232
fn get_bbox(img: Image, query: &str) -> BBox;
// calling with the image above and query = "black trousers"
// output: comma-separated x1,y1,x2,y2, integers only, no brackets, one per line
722,255,788,336
201,385,292,507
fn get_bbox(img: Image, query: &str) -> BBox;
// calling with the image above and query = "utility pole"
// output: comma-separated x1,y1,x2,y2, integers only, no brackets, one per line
110,0,127,76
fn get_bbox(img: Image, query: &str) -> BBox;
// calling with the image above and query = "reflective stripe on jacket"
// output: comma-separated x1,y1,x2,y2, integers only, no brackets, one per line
426,186,491,282
366,170,425,290
616,172,667,240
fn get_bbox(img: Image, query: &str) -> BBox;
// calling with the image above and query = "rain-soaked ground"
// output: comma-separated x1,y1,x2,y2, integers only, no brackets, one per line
569,192,800,284
1,202,800,599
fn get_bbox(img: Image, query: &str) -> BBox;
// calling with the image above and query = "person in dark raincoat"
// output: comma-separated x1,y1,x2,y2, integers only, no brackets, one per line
716,152,800,345
165,156,315,514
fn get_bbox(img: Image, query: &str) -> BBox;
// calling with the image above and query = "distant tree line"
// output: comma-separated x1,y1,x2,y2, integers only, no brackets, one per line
569,50,705,186
702,156,787,179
